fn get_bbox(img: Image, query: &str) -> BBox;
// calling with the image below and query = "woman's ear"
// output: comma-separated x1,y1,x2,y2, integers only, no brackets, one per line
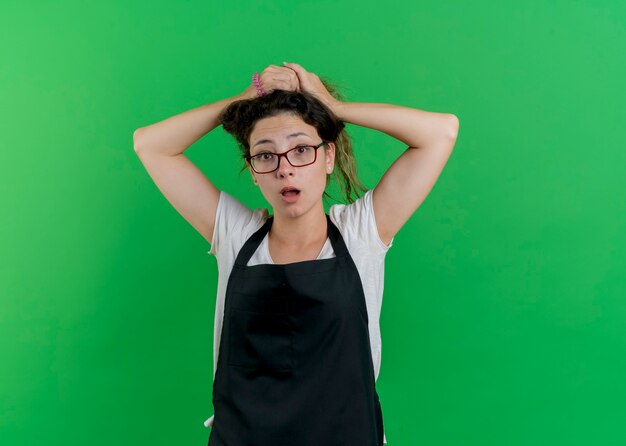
325,142,336,173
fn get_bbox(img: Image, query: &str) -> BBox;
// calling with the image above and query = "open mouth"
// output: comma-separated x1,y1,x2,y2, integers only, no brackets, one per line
280,187,301,197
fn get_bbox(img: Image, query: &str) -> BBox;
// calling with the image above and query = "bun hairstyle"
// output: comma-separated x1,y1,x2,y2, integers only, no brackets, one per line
218,81,366,204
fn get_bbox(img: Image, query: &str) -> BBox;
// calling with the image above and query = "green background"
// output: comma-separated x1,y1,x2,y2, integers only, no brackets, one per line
2,0,625,444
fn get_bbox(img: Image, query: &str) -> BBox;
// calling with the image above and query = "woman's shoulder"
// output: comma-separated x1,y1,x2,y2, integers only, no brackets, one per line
329,189,393,252
219,190,269,222
328,189,373,226
208,190,270,256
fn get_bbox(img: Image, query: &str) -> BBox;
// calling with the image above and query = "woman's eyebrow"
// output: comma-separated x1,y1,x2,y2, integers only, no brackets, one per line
252,132,310,148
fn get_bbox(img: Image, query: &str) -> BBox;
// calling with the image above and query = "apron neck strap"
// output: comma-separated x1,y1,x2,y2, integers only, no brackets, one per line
234,214,348,267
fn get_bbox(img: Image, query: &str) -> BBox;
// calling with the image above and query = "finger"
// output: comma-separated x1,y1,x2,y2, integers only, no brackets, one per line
264,65,293,74
274,68,297,84
259,76,298,93
282,63,308,89
281,69,300,88
262,66,281,76
262,66,298,83
283,67,298,81
278,79,296,91
262,75,295,87
282,62,306,75
283,62,308,79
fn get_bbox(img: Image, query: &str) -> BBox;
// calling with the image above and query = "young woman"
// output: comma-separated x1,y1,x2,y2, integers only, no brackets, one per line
133,62,459,446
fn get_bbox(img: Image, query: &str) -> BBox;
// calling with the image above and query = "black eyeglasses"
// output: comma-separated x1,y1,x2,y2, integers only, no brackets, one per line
246,141,326,174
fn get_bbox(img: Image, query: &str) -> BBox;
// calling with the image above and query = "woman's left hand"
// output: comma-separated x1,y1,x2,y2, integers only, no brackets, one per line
282,62,340,115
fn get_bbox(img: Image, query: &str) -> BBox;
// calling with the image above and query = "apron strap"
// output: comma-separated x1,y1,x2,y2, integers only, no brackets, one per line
234,216,274,267
325,213,348,258
233,214,349,267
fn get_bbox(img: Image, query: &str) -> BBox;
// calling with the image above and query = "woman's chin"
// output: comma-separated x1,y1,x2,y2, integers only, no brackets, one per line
272,199,307,219
274,205,304,219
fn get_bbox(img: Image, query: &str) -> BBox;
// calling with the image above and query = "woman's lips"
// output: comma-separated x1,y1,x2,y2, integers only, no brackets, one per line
280,186,300,194
280,187,300,203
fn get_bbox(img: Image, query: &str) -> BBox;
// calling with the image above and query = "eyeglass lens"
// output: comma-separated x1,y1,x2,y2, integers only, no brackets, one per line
252,146,317,173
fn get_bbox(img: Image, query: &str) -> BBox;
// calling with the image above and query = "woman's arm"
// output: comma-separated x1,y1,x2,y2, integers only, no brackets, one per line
132,65,300,244
282,62,459,246
132,91,254,245
333,102,459,245
133,85,257,155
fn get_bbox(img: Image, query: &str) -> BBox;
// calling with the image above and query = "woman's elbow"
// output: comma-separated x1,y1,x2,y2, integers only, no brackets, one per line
133,128,144,152
446,114,459,140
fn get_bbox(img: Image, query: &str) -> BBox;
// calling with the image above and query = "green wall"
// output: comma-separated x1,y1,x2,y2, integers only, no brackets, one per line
2,1,625,444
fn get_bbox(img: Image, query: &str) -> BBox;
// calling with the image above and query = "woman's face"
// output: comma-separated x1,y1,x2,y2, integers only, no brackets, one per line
248,112,335,219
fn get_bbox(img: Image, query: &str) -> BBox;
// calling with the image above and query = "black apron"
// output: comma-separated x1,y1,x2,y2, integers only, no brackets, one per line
208,214,384,446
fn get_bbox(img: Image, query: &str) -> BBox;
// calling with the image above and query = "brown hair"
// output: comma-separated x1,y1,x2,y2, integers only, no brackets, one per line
218,81,366,204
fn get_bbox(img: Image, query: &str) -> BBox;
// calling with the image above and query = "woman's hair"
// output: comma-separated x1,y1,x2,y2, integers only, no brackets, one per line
218,80,366,204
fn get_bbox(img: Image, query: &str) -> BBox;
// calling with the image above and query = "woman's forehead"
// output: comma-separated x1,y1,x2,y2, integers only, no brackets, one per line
250,114,318,146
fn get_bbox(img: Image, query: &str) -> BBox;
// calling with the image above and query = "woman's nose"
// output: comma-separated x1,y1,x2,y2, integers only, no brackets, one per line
276,156,294,176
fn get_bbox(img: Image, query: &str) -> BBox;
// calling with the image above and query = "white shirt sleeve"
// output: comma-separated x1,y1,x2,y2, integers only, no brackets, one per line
208,190,269,258
329,189,394,254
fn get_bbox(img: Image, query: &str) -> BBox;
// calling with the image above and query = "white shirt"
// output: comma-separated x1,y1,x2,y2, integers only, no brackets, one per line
204,189,393,444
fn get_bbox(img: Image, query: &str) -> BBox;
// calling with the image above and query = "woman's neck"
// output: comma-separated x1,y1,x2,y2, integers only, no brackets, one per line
269,205,328,249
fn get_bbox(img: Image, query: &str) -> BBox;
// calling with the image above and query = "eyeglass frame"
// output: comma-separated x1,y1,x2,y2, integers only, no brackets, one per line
245,141,328,174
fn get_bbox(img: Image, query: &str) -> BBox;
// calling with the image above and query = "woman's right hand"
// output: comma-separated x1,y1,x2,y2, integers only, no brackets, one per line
239,64,301,99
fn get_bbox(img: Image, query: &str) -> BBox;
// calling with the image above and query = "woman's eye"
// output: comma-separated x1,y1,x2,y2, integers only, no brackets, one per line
259,153,274,161
296,146,310,153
